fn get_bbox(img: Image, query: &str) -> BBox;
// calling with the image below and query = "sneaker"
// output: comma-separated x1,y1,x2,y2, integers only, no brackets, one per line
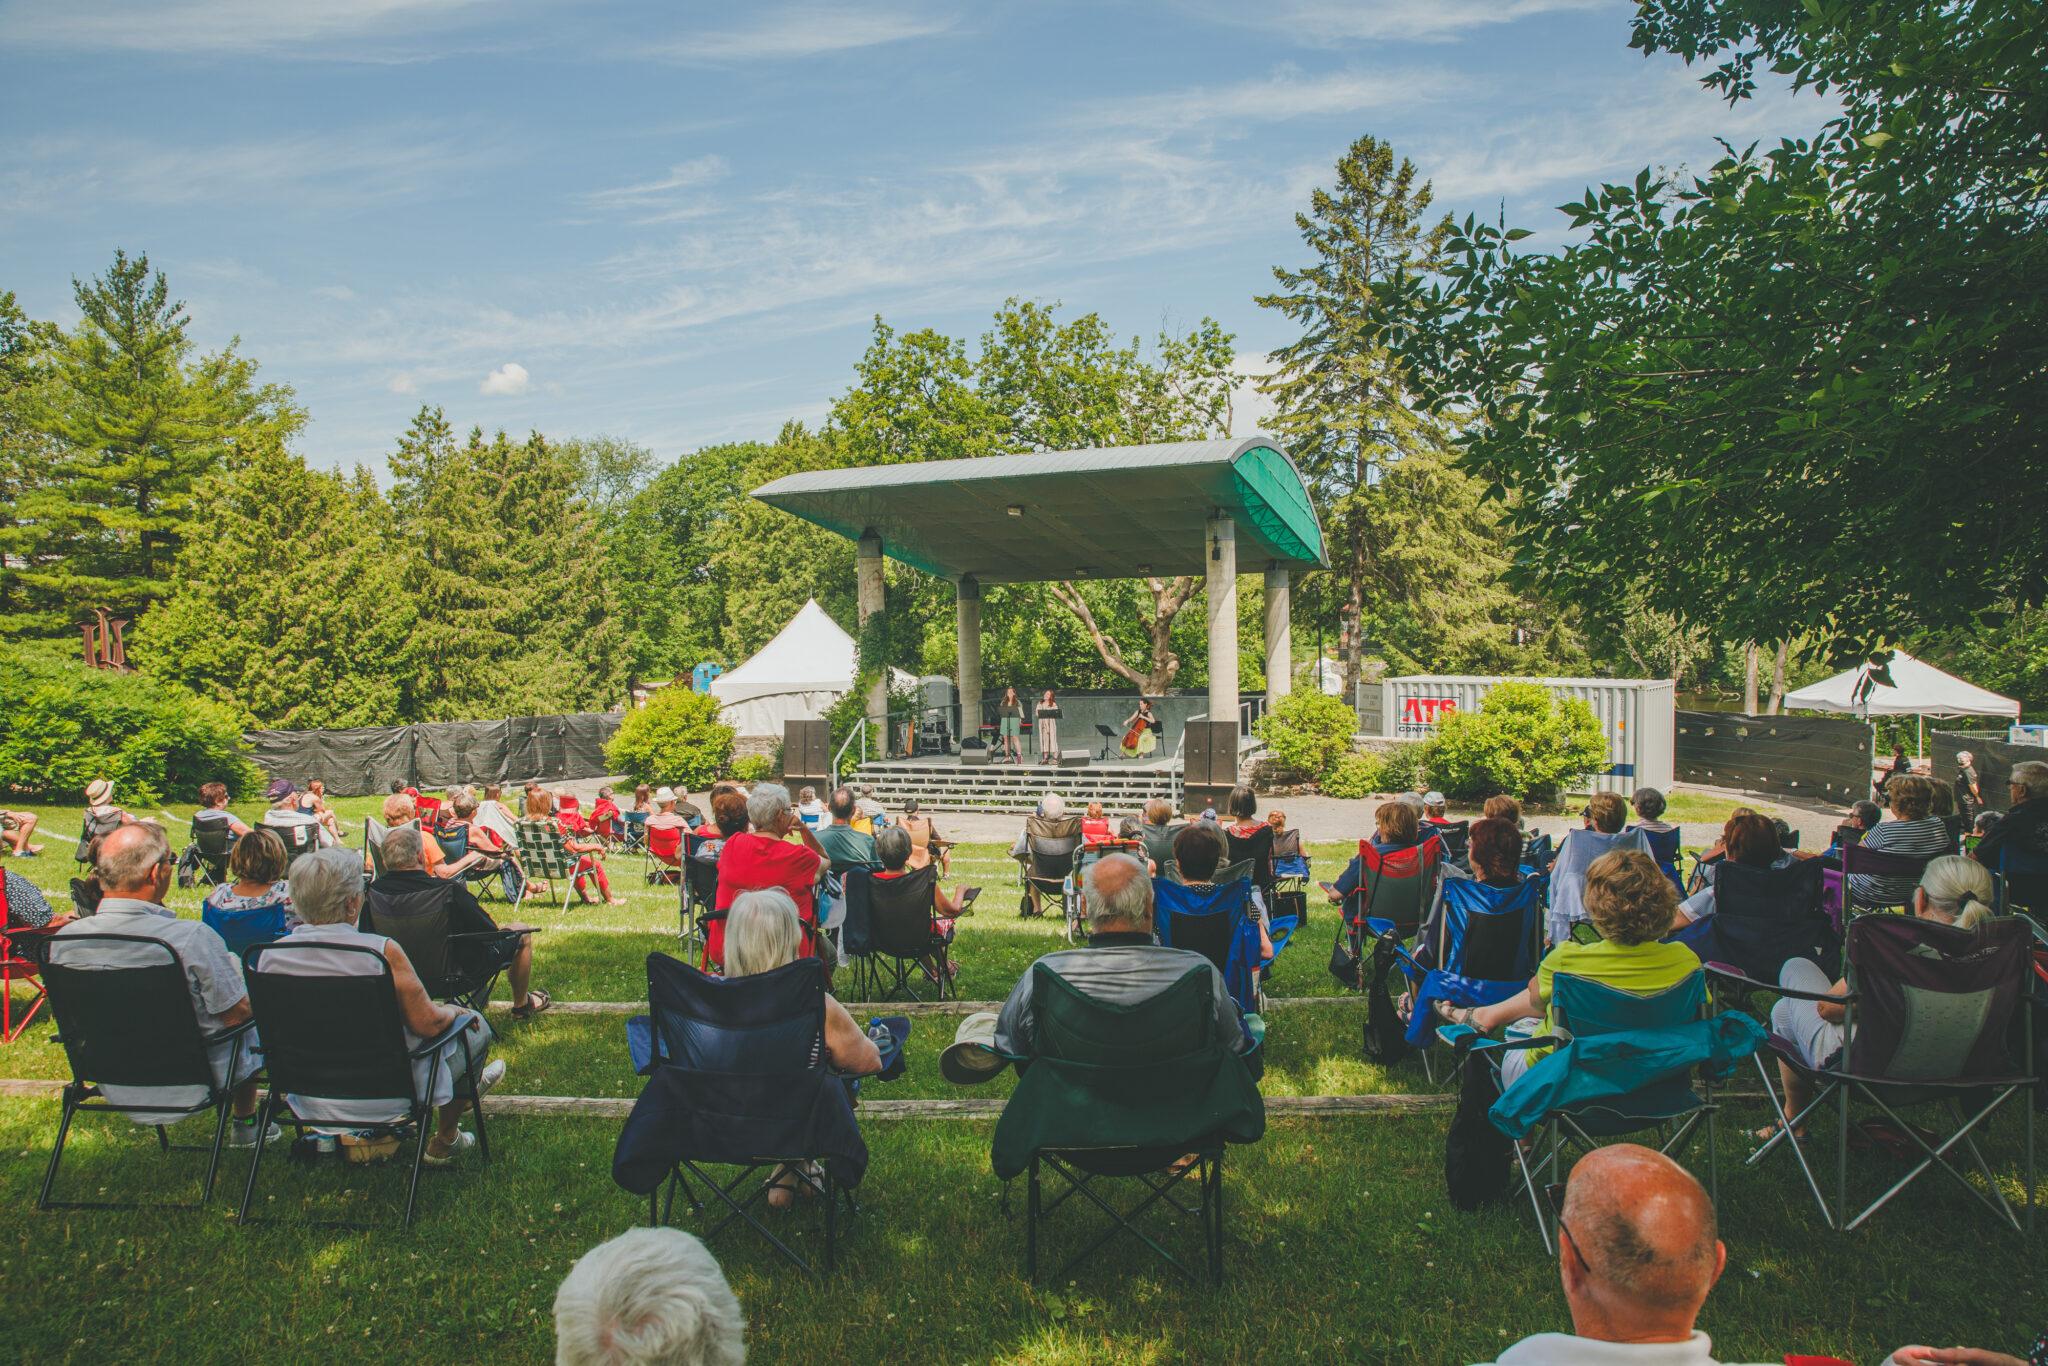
474,1058,507,1100
228,1118,282,1149
421,1129,475,1167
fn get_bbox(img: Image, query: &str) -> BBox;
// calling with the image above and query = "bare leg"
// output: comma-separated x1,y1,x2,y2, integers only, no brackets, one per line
231,1079,260,1121
505,928,535,1006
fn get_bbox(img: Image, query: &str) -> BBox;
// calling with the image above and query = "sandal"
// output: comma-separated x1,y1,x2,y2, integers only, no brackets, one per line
511,988,553,1020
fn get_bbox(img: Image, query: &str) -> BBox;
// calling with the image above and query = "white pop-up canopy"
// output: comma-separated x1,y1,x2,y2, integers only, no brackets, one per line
710,599,913,737
1785,649,2020,719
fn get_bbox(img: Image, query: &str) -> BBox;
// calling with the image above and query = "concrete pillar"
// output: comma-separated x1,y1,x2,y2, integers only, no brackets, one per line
856,530,889,740
955,574,981,748
1206,514,1238,728
1264,565,1292,712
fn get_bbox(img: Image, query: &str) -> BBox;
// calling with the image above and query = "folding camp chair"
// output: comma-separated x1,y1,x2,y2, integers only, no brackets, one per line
1154,878,1262,1014
990,964,1265,1286
644,823,685,885
1698,857,1838,985
1636,826,1683,893
364,817,392,880
1995,845,2048,917
362,877,529,1015
1067,838,1144,943
513,818,582,912
865,864,953,1002
413,795,443,833
1713,913,2038,1233
1831,842,1938,926
1271,827,1310,939
1547,827,1653,946
1018,814,1083,924
1442,970,1736,1253
431,821,507,902
681,835,720,946
185,815,237,886
1427,820,1471,868
37,934,259,1209
619,809,650,854
631,955,862,1277
260,818,320,863
1521,831,1555,873
1,895,53,1042
238,939,490,1229
200,901,294,959
1380,873,1546,1083
1223,824,1281,957
557,794,580,821
1342,838,1446,1061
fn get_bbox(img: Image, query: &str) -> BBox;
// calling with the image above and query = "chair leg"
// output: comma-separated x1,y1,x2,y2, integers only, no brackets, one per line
1027,1157,1040,1281
200,1089,234,1206
464,1032,490,1163
402,1105,434,1231
1208,1152,1225,1286
824,1166,837,1274
235,1092,277,1224
38,1088,78,1209
156,1124,171,1153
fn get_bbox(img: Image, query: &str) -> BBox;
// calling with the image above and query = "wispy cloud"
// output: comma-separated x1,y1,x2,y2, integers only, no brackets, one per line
1193,0,1619,46
574,155,730,224
1076,65,1460,136
648,7,956,64
0,0,504,57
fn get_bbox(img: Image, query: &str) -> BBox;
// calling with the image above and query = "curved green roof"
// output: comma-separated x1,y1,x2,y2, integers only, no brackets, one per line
750,436,1327,583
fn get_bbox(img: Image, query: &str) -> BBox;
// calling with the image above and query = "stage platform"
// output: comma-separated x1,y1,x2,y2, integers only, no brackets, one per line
847,751,1184,814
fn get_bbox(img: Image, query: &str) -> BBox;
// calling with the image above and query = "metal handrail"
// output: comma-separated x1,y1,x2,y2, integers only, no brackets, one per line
831,717,868,785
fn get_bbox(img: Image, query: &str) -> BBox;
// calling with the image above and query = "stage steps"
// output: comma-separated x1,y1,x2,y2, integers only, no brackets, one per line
846,758,1183,814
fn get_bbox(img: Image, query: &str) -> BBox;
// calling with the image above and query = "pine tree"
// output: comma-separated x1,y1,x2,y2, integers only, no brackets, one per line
13,251,301,635
0,291,60,637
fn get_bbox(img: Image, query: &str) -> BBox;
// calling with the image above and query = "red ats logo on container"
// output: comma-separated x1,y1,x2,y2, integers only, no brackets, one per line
1400,696,1458,725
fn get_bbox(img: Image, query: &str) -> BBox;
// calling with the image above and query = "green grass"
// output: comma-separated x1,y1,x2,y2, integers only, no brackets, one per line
1659,791,1782,826
0,802,2031,1361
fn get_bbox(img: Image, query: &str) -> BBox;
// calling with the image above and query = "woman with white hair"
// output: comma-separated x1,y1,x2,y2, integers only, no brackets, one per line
706,784,827,973
269,846,505,1164
724,888,881,1207
1762,854,1995,1142
554,1227,746,1366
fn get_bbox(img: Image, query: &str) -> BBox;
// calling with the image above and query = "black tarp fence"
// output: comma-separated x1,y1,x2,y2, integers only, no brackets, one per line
1931,729,2038,810
1674,710,1873,806
244,713,623,797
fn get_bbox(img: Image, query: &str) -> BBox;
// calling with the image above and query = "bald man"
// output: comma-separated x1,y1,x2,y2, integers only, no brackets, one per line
1482,1144,1759,1365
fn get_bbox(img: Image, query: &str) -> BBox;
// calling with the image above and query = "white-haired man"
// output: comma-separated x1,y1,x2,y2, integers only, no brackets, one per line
993,853,1255,1061
48,823,275,1144
1973,758,2048,877
554,1227,747,1366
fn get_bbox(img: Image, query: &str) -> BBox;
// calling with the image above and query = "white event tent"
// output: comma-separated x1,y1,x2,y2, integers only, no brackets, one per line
710,599,914,737
1784,649,2020,719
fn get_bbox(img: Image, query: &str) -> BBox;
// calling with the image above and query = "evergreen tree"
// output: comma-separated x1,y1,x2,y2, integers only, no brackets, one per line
12,251,301,635
136,438,413,726
0,291,60,637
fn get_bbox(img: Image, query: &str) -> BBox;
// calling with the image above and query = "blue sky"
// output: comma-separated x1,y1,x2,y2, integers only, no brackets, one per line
0,0,1831,471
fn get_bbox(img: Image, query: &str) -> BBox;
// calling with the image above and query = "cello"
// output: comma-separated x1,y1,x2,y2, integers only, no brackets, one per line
1120,702,1158,758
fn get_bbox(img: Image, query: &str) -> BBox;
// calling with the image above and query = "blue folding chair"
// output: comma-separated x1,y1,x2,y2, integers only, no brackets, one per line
1439,970,1761,1251
1636,826,1683,894
1154,878,1263,1016
1376,873,1546,1083
201,901,293,959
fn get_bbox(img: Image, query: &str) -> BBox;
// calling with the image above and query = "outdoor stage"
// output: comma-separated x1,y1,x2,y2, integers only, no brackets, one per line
846,749,1189,814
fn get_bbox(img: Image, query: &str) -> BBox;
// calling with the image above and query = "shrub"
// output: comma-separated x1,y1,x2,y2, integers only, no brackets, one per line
605,686,735,791
1376,742,1426,794
1321,751,1380,800
731,753,776,783
0,642,260,804
1419,681,1607,803
1255,691,1358,780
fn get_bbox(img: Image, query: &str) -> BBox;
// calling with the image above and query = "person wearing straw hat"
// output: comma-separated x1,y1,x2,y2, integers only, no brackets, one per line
73,778,132,864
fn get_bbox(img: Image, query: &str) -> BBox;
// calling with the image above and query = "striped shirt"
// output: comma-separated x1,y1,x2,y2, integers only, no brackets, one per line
1849,816,1953,907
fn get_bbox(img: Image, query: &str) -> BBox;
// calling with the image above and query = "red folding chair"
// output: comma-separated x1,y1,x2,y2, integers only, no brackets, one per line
413,795,443,832
1,923,55,1043
557,794,581,820
644,824,684,885
1343,835,1446,940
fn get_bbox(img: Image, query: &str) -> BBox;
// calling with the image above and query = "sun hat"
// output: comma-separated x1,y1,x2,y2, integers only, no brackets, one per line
265,778,295,801
939,1011,1007,1086
653,786,677,805
85,779,114,806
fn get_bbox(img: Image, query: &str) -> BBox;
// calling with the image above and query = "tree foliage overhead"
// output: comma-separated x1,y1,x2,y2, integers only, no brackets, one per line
1392,0,2048,655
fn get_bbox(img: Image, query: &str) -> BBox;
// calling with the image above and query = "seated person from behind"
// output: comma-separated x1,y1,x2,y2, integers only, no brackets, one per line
1326,799,1425,909
994,852,1257,1062
553,1227,746,1366
193,780,252,840
1171,822,1274,964
816,786,877,868
1451,849,1700,1089
277,846,504,1164
202,826,298,927
872,825,966,982
1670,811,1786,932
363,825,550,1019
382,792,448,876
723,888,882,1208
444,786,519,900
708,784,826,971
1972,757,2048,873
1008,792,1070,861
1826,799,1883,856
259,779,325,847
1479,1144,1741,1366
693,789,748,863
1421,790,1456,830
4,864,69,930
1409,816,1525,976
1080,801,1113,844
1630,786,1677,836
49,823,274,1146
1763,856,1993,1143
524,787,626,906
1137,797,1182,875
645,786,692,834
796,786,825,823
1850,775,1954,908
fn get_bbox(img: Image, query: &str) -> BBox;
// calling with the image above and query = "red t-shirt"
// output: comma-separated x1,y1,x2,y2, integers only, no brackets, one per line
1081,817,1112,843
707,831,822,969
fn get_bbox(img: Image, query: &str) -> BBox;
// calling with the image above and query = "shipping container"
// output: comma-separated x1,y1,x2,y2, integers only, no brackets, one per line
1375,676,1676,796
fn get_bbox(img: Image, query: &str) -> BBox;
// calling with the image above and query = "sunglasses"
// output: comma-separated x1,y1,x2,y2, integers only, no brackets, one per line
1542,1182,1591,1276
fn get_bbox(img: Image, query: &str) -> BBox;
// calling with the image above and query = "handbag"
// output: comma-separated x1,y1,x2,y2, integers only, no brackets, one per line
1327,920,1360,989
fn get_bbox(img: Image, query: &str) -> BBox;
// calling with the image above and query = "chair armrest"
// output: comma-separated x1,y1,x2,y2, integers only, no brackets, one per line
1434,1023,1567,1053
1703,961,1854,1006
1701,962,1779,996
199,1018,260,1047
447,929,535,944
410,1008,483,1058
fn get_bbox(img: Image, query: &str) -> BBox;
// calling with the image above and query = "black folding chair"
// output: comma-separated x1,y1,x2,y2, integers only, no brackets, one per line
362,877,528,1015
636,955,861,1276
38,934,258,1210
260,818,320,863
1020,815,1082,922
238,939,490,1229
682,836,721,946
1428,820,1472,868
866,865,952,1002
1699,857,1839,985
186,816,237,886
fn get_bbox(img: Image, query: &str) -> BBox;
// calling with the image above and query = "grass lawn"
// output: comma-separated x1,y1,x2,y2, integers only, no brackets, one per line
1659,791,1782,826
0,797,2031,1362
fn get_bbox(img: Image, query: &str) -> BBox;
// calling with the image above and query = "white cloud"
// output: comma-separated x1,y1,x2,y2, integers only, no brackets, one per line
650,8,955,63
575,155,730,223
387,373,418,395
0,0,499,56
1078,65,1458,135
1229,352,1282,439
314,284,357,301
1198,0,1618,45
480,362,530,395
